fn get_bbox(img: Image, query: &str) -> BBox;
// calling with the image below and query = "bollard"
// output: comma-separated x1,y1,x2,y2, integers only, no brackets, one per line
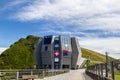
43,70,45,79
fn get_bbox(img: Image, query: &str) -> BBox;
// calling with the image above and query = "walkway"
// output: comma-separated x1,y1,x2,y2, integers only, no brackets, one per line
35,69,93,80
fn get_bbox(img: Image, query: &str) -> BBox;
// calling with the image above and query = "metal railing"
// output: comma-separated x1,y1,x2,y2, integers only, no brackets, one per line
0,69,69,80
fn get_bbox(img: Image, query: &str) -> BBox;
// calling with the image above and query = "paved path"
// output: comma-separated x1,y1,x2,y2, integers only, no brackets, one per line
35,69,93,80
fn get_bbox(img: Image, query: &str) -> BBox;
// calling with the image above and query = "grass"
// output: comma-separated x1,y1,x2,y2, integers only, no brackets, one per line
115,75,120,80
81,48,106,62
81,48,116,63
114,70,120,80
109,74,120,80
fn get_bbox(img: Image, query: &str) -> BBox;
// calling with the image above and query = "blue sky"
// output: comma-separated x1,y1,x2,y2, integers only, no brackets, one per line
0,0,120,58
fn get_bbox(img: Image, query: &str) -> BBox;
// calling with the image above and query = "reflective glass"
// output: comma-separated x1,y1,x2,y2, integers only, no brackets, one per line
55,44,59,47
44,36,52,44
61,36,70,51
54,57,59,62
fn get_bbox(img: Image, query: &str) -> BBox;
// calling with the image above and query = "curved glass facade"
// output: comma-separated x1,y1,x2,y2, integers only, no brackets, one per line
54,37,60,69
61,36,71,56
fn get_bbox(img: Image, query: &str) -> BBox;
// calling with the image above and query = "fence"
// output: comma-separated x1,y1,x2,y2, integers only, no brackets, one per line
0,69,69,80
86,60,120,80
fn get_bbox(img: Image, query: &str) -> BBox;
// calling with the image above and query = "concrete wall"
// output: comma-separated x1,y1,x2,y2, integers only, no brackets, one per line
34,38,43,68
41,36,55,69
71,38,82,69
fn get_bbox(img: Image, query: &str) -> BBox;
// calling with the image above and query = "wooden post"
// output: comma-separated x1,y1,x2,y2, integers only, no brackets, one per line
105,52,108,77
111,61,115,80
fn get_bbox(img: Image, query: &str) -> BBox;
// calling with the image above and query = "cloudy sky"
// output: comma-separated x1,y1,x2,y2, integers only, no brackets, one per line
0,0,120,58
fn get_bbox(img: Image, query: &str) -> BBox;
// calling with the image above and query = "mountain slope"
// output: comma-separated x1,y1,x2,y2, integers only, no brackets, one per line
81,48,115,64
0,35,39,69
0,35,115,69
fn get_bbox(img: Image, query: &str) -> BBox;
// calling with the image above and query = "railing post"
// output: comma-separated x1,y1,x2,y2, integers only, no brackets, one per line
111,61,115,80
16,71,19,80
43,70,45,79
105,52,108,77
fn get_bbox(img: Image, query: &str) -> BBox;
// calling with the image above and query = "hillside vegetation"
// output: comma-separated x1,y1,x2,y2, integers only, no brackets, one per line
81,48,115,64
0,35,115,69
0,35,39,69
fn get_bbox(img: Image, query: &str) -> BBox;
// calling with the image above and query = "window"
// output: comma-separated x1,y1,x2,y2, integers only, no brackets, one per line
63,52,69,56
54,38,59,45
54,38,60,51
54,63,59,69
54,47,59,51
54,57,59,62
63,50,69,56
61,36,70,51
44,36,52,44
55,37,59,40
62,65,69,69
64,44,69,50
44,46,48,51
55,44,59,47
62,36,70,44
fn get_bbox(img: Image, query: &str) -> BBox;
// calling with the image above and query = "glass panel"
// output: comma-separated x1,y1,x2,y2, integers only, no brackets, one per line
54,57,59,62
55,44,59,47
63,50,69,56
61,36,70,56
55,37,59,40
54,47,59,51
44,46,48,51
44,36,52,44
62,36,70,45
54,63,59,69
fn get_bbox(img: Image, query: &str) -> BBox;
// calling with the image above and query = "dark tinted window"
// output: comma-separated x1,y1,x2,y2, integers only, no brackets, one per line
54,40,59,44
54,47,59,51
45,46,48,51
44,36,52,44
62,65,69,69
54,63,59,69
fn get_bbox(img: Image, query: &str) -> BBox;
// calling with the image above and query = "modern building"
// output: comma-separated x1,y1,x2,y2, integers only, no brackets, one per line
34,35,82,69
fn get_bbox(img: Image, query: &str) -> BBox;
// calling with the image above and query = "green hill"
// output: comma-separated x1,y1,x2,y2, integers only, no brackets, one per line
81,48,106,62
0,35,115,69
0,35,39,69
81,48,115,65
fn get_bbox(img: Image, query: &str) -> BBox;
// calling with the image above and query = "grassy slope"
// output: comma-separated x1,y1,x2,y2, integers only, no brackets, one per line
81,48,106,62
81,48,116,64
0,35,39,69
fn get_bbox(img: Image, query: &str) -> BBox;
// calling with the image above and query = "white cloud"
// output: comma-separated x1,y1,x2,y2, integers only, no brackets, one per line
7,0,120,59
0,0,29,11
13,0,120,31
0,47,7,55
85,13,120,30
79,37,120,59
